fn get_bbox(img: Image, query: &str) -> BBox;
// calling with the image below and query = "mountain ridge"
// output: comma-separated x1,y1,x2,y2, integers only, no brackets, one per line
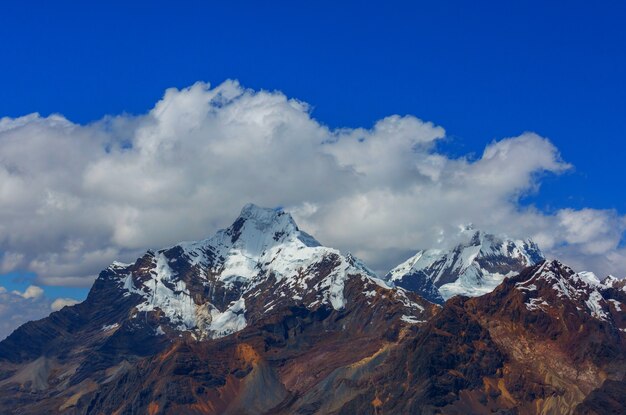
0,204,624,414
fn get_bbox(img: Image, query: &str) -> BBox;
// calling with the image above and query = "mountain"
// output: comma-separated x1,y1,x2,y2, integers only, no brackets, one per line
0,206,624,414
81,261,626,414
0,204,437,414
386,228,544,303
279,260,626,414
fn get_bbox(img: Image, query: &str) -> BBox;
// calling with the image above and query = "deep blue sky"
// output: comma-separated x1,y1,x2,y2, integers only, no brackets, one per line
1,1,624,213
2,0,624,215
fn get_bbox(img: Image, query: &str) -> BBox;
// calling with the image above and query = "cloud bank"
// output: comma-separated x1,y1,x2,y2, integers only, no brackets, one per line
0,80,624,287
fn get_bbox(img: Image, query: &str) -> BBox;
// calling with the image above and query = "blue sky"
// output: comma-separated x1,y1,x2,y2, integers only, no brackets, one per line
0,1,625,307
1,1,625,214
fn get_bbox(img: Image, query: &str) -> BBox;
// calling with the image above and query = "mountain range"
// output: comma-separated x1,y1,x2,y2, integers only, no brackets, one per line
0,204,624,414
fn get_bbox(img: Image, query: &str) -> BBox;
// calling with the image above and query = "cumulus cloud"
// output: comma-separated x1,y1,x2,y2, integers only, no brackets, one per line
12,285,44,299
0,80,624,287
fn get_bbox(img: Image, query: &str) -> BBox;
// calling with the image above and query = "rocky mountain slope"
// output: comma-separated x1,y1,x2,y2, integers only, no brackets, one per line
0,205,436,414
276,260,626,414
386,228,544,303
0,206,624,414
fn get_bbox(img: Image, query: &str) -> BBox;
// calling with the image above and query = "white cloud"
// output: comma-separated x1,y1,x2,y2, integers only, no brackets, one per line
0,80,623,286
556,208,623,254
50,297,80,311
12,285,44,299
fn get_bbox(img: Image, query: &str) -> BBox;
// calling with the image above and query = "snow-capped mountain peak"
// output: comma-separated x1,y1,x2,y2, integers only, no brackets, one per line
513,260,615,321
386,229,544,303
174,203,321,282
97,204,429,341
227,203,320,247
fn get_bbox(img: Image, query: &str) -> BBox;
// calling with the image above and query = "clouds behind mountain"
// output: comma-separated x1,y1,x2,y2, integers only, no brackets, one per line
0,81,623,287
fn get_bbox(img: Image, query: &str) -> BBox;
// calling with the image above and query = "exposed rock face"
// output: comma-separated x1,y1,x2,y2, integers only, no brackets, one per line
0,206,624,415
574,377,626,415
193,259,622,415
318,260,626,414
386,228,544,302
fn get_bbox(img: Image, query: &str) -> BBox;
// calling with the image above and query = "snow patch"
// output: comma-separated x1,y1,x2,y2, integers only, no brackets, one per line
526,297,550,312
101,323,120,332
516,283,537,291
585,290,608,321
133,253,197,330
395,288,425,311
208,298,247,338
401,315,424,324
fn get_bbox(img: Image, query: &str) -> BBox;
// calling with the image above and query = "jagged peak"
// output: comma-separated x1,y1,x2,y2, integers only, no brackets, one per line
530,259,573,278
232,203,294,234
391,229,544,278
346,252,379,279
514,259,613,321
225,203,320,248
460,226,537,243
387,229,545,301
238,203,287,224
522,260,602,292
